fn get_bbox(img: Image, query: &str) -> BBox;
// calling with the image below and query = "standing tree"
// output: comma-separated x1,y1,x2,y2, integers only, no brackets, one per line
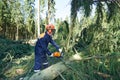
47,0,56,24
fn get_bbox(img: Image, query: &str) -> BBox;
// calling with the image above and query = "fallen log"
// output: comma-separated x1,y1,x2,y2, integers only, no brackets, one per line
29,62,67,80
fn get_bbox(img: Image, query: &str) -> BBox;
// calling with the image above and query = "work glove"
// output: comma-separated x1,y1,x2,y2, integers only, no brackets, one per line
59,48,64,57
58,48,62,53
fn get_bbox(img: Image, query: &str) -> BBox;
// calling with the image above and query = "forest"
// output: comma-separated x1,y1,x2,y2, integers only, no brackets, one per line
0,0,120,80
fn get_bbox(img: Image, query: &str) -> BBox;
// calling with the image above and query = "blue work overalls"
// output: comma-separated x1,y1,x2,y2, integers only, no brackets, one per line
34,32,59,70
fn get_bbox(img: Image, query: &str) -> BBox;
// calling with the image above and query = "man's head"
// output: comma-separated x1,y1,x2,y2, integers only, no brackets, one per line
46,24,56,35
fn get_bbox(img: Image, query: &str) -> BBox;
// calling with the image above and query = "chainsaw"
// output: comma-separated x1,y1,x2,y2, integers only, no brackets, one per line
52,51,63,58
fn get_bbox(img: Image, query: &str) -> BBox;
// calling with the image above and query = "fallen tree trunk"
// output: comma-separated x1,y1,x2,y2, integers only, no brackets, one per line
29,62,67,80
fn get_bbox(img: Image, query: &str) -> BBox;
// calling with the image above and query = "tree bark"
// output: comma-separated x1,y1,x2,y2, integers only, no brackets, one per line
29,62,67,80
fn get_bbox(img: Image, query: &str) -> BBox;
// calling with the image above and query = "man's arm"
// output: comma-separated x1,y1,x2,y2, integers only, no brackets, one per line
50,39,59,51
49,37,62,56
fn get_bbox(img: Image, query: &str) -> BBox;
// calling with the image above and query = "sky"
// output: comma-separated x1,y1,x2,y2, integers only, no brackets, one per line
55,0,71,20
35,0,71,20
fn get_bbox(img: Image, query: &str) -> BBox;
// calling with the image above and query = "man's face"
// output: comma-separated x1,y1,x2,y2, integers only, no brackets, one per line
47,29,56,36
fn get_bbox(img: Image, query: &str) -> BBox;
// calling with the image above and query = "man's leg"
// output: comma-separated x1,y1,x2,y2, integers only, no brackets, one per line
43,62,49,69
34,54,42,72
42,56,49,69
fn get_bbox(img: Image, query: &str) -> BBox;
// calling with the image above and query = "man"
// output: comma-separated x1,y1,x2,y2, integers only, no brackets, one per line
34,24,62,72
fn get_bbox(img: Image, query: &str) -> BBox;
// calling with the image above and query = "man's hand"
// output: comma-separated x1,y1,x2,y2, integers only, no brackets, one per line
59,48,62,53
